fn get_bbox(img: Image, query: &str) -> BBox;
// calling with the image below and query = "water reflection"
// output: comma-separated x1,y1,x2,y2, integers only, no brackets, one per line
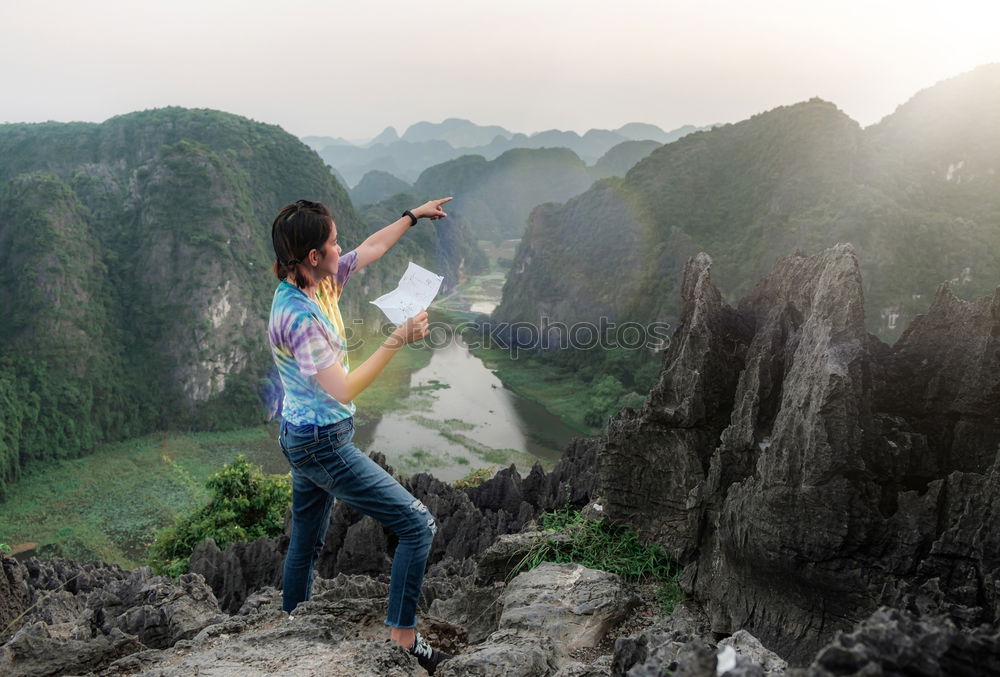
353,334,578,482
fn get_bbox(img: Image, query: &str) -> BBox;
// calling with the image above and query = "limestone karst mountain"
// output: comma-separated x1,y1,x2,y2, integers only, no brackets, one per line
0,108,484,495
348,169,412,207
494,64,1000,342
312,119,703,186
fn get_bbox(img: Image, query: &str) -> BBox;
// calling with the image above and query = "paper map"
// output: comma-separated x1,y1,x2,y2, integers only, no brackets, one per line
370,262,444,325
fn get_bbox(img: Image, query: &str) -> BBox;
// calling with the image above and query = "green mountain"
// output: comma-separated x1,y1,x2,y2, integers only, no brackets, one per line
350,170,413,207
413,148,597,239
494,64,1000,342
0,107,483,497
356,194,489,295
592,140,662,178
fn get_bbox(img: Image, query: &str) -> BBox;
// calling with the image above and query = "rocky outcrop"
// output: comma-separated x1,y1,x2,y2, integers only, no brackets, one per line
0,554,31,640
555,243,1000,663
188,536,287,614
440,562,632,677
498,563,635,651
789,607,1000,677
610,603,785,677
188,459,571,613
0,556,224,676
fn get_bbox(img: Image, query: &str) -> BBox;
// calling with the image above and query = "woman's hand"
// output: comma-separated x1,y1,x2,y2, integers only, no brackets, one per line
413,197,452,221
390,309,429,347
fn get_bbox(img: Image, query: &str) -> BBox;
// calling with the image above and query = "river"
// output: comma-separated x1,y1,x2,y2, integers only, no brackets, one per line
352,329,580,482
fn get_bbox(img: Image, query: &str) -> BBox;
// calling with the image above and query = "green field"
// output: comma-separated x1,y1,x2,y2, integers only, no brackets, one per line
0,338,434,568
0,426,278,567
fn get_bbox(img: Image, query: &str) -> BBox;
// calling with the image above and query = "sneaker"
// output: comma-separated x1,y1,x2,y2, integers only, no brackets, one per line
408,632,453,675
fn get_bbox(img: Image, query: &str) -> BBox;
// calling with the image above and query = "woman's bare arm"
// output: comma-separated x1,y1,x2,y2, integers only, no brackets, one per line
314,310,429,403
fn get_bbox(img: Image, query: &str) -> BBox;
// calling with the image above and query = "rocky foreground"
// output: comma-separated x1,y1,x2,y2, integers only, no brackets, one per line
3,244,1000,675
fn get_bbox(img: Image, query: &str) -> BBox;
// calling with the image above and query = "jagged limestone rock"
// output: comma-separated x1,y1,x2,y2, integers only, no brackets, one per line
0,554,32,641
788,607,1000,677
442,563,634,676
553,244,1000,663
500,563,635,651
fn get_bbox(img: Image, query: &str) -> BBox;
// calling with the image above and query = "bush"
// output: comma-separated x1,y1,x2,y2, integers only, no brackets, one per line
148,456,290,577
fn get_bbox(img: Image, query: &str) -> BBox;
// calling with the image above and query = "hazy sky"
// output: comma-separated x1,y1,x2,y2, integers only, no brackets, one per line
2,0,998,141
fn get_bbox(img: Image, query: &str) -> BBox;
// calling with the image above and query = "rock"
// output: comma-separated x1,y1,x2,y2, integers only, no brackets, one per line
101,612,418,676
24,557,131,595
188,456,572,613
441,563,634,676
0,622,145,677
335,515,392,574
84,569,225,649
428,576,503,643
553,655,614,676
475,531,572,585
500,563,635,651
0,554,32,641
188,535,286,614
719,631,787,676
790,607,1000,676
553,246,1000,662
611,604,713,676
439,629,558,677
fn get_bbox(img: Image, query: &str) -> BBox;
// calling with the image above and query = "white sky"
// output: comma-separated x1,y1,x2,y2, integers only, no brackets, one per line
1,0,998,141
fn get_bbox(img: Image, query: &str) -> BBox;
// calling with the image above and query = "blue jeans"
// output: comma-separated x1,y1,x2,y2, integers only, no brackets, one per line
278,416,437,628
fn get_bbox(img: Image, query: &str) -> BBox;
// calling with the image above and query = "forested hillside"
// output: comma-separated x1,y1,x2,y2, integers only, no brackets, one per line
495,64,1000,341
0,108,483,497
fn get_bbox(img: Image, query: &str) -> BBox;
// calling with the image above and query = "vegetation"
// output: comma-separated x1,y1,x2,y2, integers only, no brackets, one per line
515,506,684,614
148,456,290,578
0,108,487,497
0,426,281,566
453,465,496,489
471,344,660,432
413,148,596,239
494,66,1000,344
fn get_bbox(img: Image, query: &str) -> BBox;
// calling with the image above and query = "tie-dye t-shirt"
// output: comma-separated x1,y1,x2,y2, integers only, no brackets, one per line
268,250,359,425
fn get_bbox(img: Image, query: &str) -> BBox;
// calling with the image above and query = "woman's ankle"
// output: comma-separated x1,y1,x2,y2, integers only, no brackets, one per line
390,626,416,649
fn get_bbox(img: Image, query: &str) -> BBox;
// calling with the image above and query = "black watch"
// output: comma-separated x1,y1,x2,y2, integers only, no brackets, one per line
402,209,418,227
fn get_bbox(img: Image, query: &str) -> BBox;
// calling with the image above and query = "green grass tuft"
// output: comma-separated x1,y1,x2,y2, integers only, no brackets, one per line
514,506,684,614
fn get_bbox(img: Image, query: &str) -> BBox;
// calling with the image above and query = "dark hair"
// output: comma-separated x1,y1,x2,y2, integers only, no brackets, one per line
271,200,333,290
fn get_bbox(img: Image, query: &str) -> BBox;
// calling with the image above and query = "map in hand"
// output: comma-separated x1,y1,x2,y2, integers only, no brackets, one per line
370,262,444,325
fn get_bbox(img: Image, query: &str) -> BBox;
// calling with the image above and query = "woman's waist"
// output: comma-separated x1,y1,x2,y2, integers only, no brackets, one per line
281,415,355,442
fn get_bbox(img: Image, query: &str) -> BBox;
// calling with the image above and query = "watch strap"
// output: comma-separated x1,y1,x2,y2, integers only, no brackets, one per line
402,209,418,227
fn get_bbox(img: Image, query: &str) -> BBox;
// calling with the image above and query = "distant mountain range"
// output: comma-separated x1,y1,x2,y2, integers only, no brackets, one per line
302,119,712,186
494,63,1000,342
347,140,669,239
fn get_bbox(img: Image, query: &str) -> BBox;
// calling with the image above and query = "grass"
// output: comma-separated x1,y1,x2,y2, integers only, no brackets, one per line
453,465,497,489
0,426,282,567
514,506,684,615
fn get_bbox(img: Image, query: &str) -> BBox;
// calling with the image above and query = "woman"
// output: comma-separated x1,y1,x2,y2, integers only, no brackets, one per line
268,197,453,674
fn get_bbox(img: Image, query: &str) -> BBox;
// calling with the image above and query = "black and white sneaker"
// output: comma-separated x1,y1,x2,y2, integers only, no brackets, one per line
409,632,453,675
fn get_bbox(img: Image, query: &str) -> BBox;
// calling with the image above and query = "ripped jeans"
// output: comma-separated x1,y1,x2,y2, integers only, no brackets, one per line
278,416,436,628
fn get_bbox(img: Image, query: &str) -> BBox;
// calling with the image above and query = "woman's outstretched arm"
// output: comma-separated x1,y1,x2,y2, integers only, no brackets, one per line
353,197,452,271
314,310,429,403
